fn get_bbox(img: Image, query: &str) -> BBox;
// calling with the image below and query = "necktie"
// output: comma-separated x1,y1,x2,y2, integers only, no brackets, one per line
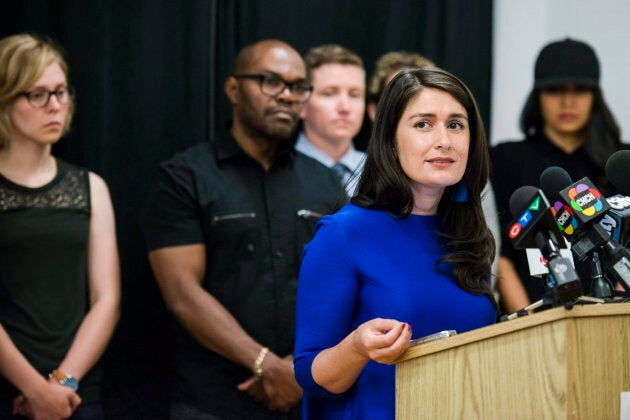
331,163,350,184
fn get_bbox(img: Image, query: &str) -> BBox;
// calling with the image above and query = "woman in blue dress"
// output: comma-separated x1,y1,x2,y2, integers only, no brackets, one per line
294,67,498,419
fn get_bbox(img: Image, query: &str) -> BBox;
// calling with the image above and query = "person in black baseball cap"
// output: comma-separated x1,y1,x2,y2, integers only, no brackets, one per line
534,38,600,89
521,38,621,164
489,37,624,314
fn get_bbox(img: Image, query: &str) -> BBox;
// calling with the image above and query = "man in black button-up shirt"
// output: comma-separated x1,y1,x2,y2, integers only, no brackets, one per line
143,40,344,419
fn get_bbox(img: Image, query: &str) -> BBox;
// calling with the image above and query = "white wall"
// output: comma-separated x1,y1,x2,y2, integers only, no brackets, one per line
491,0,630,146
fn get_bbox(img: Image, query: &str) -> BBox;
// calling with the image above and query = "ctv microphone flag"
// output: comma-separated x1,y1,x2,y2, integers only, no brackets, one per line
508,188,564,249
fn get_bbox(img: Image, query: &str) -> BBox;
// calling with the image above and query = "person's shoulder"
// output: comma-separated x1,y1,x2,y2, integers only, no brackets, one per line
56,157,88,176
490,138,539,164
155,142,219,182
295,151,330,170
162,142,213,168
347,146,366,160
320,203,385,231
490,138,528,154
150,142,217,189
294,152,340,186
355,149,367,158
55,158,93,191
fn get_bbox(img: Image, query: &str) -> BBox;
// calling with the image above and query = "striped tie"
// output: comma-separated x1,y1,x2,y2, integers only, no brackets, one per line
331,163,350,184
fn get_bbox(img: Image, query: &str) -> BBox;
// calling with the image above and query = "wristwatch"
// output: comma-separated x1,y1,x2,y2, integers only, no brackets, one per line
49,369,79,391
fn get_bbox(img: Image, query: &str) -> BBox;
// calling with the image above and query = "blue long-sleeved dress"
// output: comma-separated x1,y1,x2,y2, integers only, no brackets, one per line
294,203,496,419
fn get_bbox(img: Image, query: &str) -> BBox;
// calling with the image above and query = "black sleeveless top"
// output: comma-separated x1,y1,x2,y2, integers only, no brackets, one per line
0,158,100,402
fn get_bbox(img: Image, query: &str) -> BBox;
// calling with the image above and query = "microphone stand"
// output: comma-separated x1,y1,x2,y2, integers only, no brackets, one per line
501,231,584,322
500,296,555,321
590,249,614,298
500,293,606,321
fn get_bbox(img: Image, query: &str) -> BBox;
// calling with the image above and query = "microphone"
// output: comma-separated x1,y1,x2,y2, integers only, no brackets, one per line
598,195,630,248
558,176,609,224
540,167,610,261
540,167,581,239
600,239,630,292
507,186,566,250
541,165,630,248
590,250,613,299
605,150,630,195
539,166,630,292
507,186,582,303
602,151,630,247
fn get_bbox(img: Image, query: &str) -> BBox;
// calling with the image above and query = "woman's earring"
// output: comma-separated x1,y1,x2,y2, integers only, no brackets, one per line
452,181,468,202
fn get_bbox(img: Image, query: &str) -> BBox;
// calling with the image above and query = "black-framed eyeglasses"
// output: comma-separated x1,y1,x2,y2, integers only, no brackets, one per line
233,73,313,102
18,87,74,108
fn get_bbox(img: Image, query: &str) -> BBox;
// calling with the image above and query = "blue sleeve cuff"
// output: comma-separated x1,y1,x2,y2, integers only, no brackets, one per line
294,352,345,399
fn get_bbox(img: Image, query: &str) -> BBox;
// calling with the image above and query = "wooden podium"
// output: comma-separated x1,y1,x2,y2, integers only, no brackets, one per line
395,303,630,419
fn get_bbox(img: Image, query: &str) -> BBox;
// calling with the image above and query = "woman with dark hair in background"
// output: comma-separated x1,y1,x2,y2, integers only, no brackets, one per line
294,67,497,419
0,34,120,419
491,38,624,313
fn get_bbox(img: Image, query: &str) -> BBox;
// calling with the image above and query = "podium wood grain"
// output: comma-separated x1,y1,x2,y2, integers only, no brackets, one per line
395,304,630,419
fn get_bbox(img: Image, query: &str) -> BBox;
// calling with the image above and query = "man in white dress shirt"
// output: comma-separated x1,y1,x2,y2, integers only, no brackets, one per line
296,44,366,195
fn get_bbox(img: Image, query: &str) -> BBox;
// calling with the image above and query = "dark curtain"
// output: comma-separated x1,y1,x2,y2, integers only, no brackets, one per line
214,0,494,149
0,1,492,418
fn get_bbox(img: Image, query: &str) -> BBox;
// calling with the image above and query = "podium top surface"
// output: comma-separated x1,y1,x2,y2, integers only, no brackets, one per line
396,302,630,363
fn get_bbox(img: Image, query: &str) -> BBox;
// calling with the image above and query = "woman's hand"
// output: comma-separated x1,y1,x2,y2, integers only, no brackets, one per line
350,318,412,364
310,317,413,395
12,381,81,420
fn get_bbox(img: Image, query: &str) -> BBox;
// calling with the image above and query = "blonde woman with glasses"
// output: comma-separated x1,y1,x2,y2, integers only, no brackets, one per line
0,34,119,420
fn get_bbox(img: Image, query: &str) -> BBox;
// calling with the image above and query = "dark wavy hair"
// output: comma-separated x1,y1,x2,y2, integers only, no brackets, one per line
520,87,622,169
352,67,495,299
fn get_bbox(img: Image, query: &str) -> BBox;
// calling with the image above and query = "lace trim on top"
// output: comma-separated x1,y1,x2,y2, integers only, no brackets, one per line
0,159,90,213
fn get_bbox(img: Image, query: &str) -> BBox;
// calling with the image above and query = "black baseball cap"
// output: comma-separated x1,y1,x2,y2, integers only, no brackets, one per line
534,38,600,89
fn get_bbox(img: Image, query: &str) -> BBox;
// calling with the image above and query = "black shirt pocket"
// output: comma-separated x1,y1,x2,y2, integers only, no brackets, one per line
204,211,261,304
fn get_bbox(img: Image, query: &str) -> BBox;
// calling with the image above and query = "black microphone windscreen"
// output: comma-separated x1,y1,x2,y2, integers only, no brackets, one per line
540,166,573,199
606,150,630,195
509,185,539,218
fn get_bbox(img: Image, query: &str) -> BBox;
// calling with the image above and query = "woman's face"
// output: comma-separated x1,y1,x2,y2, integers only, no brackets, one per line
539,83,594,138
7,61,70,148
395,87,470,197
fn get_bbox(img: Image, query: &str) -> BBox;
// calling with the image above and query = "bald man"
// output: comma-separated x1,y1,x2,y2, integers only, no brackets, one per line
143,40,343,419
